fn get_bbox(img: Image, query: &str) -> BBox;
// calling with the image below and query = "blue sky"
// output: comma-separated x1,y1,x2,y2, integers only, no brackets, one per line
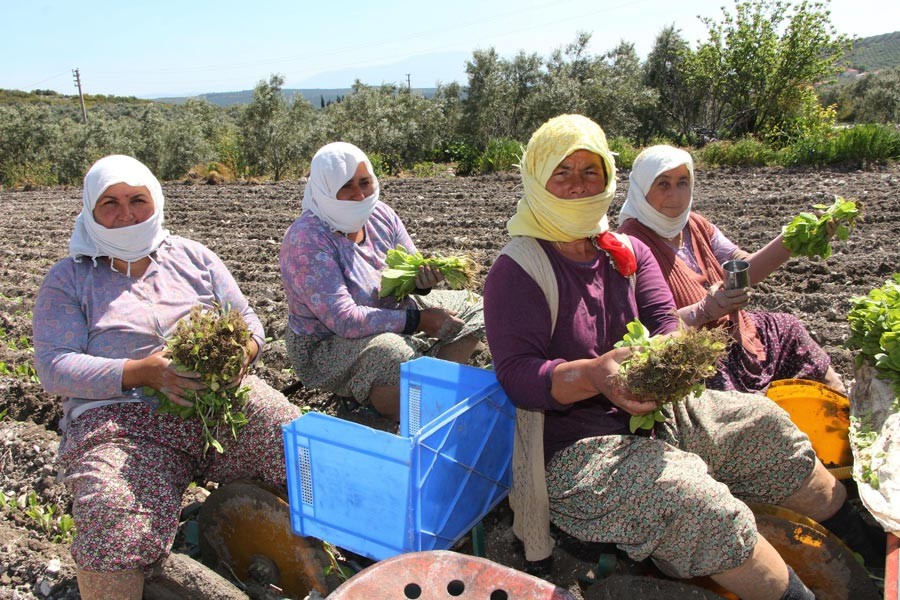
3,0,896,98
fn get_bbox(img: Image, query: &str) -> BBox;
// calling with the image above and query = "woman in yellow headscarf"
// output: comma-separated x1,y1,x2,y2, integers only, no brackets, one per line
483,114,859,600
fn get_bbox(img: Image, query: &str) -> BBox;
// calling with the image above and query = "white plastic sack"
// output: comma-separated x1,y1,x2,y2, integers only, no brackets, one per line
849,362,900,534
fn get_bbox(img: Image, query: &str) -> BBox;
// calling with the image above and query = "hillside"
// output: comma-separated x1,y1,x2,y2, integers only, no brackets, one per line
155,87,438,108
843,31,900,72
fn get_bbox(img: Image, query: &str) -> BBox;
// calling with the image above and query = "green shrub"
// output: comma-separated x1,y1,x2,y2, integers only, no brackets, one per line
825,124,900,166
410,162,453,179
779,124,900,167
1,160,58,189
608,137,639,169
697,137,775,167
478,138,522,174
368,152,402,177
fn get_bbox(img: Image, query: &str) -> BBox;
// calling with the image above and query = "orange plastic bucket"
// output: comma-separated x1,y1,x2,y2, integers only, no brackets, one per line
766,379,852,475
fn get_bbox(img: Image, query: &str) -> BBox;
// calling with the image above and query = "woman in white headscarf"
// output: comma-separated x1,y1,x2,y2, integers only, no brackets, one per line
482,115,875,600
617,145,845,394
32,155,302,599
279,142,484,422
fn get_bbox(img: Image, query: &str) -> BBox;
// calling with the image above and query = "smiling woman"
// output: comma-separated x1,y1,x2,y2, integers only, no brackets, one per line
31,154,303,600
91,183,155,229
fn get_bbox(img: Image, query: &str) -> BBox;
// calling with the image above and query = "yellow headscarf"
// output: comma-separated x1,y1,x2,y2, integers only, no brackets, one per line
507,114,617,242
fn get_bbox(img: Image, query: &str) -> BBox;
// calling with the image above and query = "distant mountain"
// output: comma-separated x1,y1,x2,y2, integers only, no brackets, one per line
154,50,469,107
842,31,900,72
155,87,439,108
297,51,469,89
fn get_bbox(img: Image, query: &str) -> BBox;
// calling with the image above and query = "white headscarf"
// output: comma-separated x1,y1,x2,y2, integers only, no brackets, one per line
301,142,380,234
69,155,169,266
619,145,694,239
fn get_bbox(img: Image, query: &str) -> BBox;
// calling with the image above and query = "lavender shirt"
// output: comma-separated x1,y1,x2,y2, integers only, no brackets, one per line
483,236,681,462
280,201,418,339
33,236,265,431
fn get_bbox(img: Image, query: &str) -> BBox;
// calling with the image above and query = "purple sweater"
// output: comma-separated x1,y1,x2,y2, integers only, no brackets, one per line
33,236,265,431
280,202,418,339
483,236,680,462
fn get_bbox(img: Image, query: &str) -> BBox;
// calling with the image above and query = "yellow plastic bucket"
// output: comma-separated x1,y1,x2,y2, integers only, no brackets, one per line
766,379,852,475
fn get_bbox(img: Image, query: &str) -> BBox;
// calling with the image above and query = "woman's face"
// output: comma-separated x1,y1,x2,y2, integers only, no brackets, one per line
92,183,155,229
544,150,607,200
645,165,692,218
336,162,376,201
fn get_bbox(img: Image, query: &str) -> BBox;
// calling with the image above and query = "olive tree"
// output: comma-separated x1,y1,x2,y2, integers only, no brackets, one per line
852,67,900,124
320,81,450,169
643,26,706,143
239,74,316,180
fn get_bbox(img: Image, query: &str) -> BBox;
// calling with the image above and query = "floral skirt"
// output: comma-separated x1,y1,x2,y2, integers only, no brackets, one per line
544,389,816,578
58,375,301,572
710,311,831,393
286,289,484,403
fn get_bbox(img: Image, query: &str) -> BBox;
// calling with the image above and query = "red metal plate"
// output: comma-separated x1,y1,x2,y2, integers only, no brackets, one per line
327,550,577,599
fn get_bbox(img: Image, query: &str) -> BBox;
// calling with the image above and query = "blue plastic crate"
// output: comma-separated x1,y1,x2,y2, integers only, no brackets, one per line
282,357,515,561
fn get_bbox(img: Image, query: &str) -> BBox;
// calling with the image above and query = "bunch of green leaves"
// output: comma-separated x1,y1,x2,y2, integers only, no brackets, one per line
147,304,251,456
614,320,730,433
849,415,883,489
782,196,860,259
846,273,900,395
379,245,476,300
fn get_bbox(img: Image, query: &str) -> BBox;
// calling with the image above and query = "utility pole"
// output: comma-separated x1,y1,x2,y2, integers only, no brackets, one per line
405,73,411,92
72,68,87,123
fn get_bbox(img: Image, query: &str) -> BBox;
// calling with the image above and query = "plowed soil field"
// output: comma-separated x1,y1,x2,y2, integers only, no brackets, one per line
1,163,897,599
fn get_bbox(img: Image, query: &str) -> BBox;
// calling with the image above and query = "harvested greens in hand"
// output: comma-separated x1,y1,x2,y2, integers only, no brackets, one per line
148,304,251,456
614,320,730,433
782,196,860,259
379,245,476,300
846,273,900,396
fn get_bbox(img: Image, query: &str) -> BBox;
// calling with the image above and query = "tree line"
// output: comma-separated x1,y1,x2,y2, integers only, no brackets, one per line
1,0,899,188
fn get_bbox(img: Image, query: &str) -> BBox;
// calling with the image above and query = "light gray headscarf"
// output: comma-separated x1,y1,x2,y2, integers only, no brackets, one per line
301,142,380,234
69,155,169,266
619,145,694,239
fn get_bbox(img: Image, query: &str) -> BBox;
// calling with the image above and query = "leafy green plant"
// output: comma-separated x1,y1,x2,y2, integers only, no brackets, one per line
846,274,900,394
379,246,476,301
0,360,40,383
850,415,883,490
614,320,729,433
608,137,639,169
145,304,251,456
3,491,77,543
697,137,775,167
782,196,859,259
411,161,452,179
477,138,522,174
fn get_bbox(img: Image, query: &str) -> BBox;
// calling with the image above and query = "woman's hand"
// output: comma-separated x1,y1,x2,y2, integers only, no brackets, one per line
227,339,259,389
124,350,204,407
414,264,444,290
587,346,659,416
703,281,750,320
418,307,464,339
